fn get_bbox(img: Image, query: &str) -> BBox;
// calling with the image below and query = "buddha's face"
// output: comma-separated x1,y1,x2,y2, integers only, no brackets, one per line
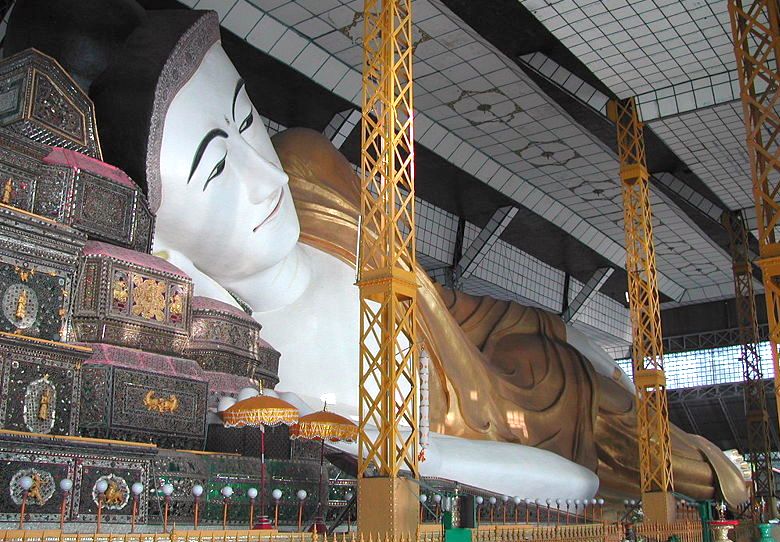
157,42,298,281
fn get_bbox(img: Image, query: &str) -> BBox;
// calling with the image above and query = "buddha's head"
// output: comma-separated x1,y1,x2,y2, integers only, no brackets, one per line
155,40,299,281
91,11,300,282
7,2,300,282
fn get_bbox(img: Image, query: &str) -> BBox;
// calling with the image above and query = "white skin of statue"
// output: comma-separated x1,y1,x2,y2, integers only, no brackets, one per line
155,41,606,498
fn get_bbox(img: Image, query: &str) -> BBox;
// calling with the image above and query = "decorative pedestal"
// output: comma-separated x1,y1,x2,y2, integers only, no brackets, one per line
709,520,739,542
0,49,102,159
358,477,419,538
758,523,775,542
307,514,327,533
254,515,274,530
78,344,208,449
186,296,279,385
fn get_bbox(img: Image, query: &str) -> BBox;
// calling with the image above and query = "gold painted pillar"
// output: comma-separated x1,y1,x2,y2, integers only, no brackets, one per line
357,0,419,536
722,211,775,518
608,97,675,523
729,0,780,515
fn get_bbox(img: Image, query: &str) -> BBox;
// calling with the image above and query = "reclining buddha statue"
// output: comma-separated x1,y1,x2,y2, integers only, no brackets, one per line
5,0,747,505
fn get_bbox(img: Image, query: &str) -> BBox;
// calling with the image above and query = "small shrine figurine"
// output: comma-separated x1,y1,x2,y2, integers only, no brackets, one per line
2,178,13,204
15,288,28,322
104,480,125,507
716,501,727,521
709,501,739,542
37,376,52,421
28,473,44,505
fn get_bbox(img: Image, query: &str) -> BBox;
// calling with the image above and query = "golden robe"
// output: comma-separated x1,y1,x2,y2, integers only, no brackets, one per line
272,127,747,505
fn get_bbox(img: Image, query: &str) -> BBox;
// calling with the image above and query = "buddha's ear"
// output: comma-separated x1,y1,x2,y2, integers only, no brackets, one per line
5,0,146,93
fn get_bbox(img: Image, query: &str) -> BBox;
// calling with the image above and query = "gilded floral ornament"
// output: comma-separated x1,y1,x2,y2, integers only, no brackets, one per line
131,275,166,320
169,292,182,316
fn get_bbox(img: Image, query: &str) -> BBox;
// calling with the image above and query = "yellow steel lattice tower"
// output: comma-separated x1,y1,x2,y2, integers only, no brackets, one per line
608,97,676,523
357,0,419,535
729,3,780,512
722,210,775,518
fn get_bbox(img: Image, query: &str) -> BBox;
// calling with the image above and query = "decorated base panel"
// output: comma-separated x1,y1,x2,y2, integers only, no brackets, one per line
78,355,208,450
0,49,102,160
0,204,85,342
0,432,153,524
0,333,91,435
72,242,192,356
0,431,337,527
0,128,153,254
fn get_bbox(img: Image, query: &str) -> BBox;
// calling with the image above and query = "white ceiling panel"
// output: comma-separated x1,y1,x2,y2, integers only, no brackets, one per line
520,0,735,99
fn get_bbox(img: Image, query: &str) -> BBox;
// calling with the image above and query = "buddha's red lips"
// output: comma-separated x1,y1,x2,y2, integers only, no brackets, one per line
253,189,284,232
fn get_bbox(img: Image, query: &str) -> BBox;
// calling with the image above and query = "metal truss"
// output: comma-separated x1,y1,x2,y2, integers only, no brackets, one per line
456,205,517,284
561,267,614,323
723,210,776,512
729,0,780,514
663,325,769,355
358,0,418,479
608,97,675,521
668,378,780,453
668,379,773,402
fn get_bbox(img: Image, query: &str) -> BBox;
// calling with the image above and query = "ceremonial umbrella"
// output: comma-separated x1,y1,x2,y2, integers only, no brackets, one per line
290,409,358,532
221,392,299,528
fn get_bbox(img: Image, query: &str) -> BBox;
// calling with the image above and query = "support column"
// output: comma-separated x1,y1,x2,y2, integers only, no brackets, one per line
357,0,419,536
722,210,776,518
608,97,675,523
729,0,780,515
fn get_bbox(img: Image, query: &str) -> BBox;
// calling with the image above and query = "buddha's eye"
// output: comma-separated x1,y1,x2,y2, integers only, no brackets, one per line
203,151,227,190
239,110,254,133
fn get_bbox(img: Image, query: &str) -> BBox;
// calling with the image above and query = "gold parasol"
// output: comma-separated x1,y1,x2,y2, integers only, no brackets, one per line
290,410,358,442
220,393,299,529
221,395,299,428
289,408,357,532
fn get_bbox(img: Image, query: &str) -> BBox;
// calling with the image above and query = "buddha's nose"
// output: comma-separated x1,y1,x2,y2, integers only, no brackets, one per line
235,140,289,204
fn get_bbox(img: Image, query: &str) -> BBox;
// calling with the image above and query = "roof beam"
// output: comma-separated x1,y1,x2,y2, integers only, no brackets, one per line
519,50,761,295
215,7,688,302
457,205,518,281
519,53,744,124
634,71,740,123
561,267,614,323
519,52,610,114
518,52,730,221
679,400,702,435
323,109,361,149
718,396,742,450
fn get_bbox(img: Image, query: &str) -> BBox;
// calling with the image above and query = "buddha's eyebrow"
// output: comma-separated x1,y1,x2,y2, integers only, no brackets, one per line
232,78,245,122
188,128,228,182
